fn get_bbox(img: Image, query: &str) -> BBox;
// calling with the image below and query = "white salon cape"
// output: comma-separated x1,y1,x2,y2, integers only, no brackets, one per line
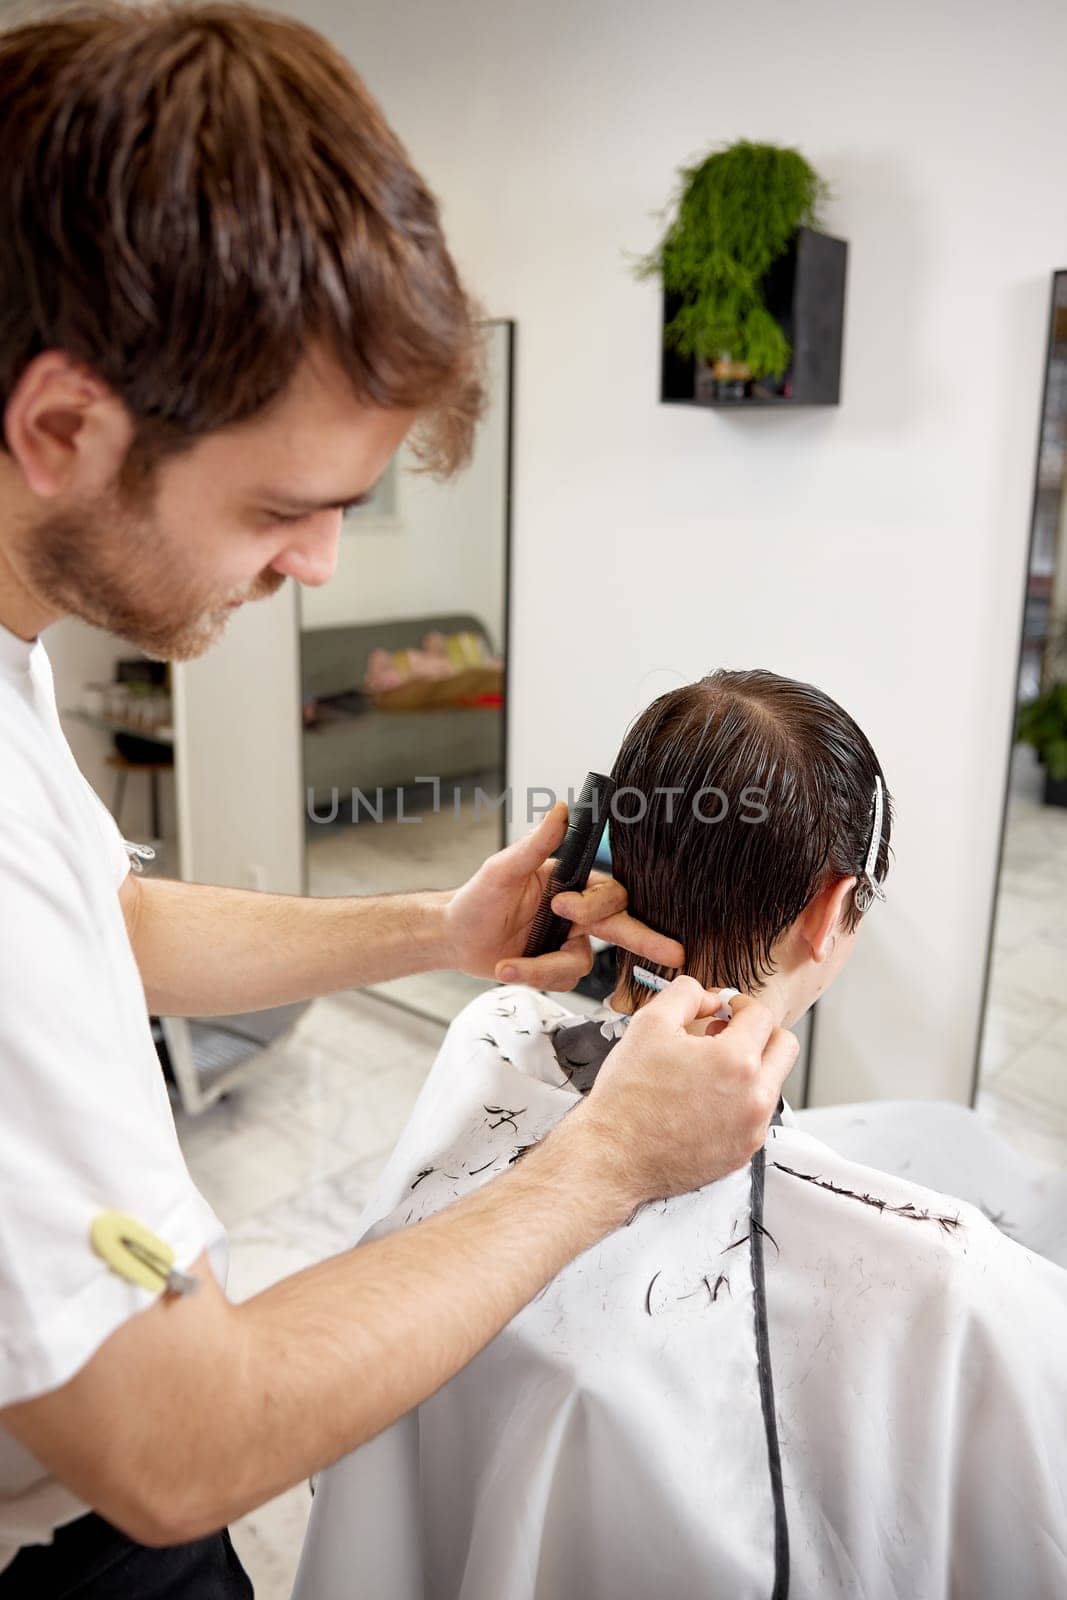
294,986,1067,1600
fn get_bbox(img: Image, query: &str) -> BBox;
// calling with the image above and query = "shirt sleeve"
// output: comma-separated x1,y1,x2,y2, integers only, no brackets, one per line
0,806,222,1407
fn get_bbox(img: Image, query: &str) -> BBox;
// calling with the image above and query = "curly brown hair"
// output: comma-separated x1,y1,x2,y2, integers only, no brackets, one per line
0,2,484,475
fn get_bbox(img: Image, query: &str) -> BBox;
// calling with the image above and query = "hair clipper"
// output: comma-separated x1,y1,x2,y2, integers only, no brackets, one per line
523,771,616,957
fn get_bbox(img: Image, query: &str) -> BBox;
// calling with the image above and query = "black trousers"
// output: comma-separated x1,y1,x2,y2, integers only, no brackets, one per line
0,1510,254,1598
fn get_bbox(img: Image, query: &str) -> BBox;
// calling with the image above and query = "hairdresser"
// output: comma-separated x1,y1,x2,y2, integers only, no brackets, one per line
0,8,799,1595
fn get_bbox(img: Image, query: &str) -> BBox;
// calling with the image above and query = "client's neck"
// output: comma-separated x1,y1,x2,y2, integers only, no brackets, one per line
609,969,800,1033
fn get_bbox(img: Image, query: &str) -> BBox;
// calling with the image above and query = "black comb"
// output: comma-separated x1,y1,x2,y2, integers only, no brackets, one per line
523,772,616,957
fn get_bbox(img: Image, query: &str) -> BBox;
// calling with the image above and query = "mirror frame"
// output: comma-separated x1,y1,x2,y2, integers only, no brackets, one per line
972,271,1065,1103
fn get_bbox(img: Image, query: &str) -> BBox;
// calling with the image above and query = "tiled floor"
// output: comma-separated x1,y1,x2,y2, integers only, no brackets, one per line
173,988,447,1600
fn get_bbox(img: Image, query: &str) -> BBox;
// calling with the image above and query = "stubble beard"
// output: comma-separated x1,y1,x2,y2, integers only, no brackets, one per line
23,489,283,661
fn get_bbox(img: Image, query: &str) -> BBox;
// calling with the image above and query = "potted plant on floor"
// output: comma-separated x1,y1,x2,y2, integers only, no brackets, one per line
1017,680,1067,806
636,140,833,402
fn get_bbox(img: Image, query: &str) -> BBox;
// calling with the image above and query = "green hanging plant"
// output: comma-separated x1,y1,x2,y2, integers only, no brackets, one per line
637,140,829,379
1017,681,1067,782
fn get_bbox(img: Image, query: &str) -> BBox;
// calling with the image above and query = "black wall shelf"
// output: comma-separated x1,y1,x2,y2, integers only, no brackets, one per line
660,226,848,408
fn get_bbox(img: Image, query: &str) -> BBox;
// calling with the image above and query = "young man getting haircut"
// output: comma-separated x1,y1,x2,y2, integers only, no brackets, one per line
299,671,1067,1600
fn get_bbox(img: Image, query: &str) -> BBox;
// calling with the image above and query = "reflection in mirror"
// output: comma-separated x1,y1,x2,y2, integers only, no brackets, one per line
977,273,1067,1168
299,320,513,1025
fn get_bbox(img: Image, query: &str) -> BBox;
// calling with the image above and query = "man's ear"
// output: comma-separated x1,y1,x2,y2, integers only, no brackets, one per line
798,876,858,962
3,351,134,500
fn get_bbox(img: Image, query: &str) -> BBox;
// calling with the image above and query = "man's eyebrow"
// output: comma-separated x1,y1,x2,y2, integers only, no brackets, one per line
257,487,374,513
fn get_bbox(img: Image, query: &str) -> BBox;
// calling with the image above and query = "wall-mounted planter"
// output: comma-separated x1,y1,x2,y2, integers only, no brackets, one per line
660,226,848,408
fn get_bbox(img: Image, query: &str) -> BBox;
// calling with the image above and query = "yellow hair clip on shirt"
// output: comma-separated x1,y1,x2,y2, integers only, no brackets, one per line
90,1211,199,1296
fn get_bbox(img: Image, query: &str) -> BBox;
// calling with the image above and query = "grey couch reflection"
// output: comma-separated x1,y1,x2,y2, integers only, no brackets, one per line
301,611,502,806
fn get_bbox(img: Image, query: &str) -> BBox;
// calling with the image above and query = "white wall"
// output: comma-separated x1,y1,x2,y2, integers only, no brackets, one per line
173,582,304,895
292,0,1065,1103
301,322,509,648
47,588,304,898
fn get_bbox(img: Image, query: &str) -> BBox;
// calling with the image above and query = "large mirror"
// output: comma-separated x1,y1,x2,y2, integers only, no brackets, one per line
976,272,1067,1167
298,319,513,1024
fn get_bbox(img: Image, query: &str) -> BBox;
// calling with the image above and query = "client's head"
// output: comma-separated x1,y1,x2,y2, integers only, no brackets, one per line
609,668,892,1027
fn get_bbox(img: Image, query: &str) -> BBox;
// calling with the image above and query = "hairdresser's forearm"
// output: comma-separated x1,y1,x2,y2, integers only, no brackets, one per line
123,874,453,1015
9,1118,629,1545
210,1130,622,1531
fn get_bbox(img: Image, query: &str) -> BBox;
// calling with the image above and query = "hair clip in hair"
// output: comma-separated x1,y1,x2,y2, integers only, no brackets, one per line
854,776,887,915
853,878,883,915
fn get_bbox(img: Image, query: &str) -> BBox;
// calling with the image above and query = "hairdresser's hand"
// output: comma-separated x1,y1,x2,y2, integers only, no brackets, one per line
562,977,799,1204
443,802,684,989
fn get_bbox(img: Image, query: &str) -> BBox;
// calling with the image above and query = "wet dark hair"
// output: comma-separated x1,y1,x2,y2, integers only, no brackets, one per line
0,2,484,474
609,668,893,1000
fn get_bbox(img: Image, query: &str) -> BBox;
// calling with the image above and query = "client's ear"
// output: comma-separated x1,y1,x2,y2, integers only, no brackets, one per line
798,876,858,963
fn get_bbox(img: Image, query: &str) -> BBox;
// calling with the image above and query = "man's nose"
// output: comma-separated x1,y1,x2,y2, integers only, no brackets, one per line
270,510,342,587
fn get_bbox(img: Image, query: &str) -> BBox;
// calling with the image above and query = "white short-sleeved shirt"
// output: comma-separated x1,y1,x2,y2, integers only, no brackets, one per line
0,622,226,1572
